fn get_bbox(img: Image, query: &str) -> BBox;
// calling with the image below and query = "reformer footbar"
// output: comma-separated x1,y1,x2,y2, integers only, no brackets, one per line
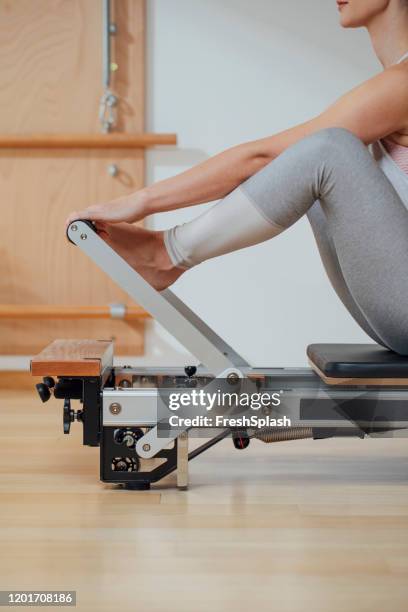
30,219,408,490
67,220,250,462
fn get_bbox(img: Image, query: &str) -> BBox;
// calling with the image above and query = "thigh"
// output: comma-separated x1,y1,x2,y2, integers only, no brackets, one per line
307,201,387,347
319,144,408,354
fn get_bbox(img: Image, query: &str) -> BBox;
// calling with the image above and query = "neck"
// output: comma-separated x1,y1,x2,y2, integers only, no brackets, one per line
367,4,408,68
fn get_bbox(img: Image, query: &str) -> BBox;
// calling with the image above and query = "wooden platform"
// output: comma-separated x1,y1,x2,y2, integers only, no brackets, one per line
30,339,114,377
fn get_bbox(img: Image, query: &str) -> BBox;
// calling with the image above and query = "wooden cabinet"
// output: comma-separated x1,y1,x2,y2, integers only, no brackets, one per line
0,0,174,355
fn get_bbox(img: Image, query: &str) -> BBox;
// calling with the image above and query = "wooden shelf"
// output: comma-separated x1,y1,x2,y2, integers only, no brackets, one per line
0,304,150,320
0,133,177,149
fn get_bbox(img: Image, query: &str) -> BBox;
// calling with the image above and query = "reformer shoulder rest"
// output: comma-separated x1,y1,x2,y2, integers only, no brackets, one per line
308,343,408,381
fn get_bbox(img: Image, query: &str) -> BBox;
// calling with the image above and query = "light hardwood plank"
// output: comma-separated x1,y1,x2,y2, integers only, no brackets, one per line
0,388,408,611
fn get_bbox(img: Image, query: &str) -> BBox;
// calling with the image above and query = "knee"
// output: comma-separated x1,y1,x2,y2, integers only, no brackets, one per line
302,127,365,158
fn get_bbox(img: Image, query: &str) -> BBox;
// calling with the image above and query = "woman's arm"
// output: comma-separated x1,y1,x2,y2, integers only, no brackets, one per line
66,63,408,225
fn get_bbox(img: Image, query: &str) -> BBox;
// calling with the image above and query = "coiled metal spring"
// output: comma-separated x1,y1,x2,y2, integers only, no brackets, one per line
253,426,313,444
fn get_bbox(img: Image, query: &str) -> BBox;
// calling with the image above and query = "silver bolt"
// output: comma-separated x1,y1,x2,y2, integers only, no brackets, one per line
107,164,119,177
119,379,131,388
80,233,87,240
106,93,118,107
109,23,117,35
123,433,134,448
142,443,151,452
109,402,122,415
227,372,240,385
71,224,78,232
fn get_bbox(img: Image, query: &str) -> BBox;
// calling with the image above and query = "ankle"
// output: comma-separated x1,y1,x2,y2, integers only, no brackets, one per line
154,231,179,272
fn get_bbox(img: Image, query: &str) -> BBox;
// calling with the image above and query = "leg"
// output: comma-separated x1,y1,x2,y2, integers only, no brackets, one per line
164,184,385,344
307,201,388,347
164,128,408,353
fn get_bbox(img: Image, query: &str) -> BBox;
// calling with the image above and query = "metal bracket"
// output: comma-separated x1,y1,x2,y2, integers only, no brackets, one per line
177,432,188,490
68,219,251,459
109,302,126,319
134,365,244,459
100,0,118,132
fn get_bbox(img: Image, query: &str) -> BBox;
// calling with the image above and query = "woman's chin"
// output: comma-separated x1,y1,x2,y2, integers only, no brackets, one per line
338,13,347,26
339,13,365,29
339,18,355,28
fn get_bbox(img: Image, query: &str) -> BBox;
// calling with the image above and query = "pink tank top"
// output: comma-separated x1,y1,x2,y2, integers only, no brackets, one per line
383,139,408,176
380,51,408,176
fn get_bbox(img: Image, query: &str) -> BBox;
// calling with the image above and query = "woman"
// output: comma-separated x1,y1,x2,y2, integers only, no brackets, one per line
67,0,408,354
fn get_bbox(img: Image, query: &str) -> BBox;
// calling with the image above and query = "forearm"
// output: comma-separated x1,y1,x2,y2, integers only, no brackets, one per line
142,121,315,216
66,140,274,227
142,141,274,215
67,119,326,225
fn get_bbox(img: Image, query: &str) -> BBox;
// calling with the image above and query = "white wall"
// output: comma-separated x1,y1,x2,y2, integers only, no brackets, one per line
141,0,380,369
1,0,381,370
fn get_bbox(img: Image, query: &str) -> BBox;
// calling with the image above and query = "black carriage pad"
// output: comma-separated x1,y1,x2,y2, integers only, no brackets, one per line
307,343,408,379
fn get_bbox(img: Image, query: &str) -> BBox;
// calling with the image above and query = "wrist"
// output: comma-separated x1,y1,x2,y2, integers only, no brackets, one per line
137,187,156,217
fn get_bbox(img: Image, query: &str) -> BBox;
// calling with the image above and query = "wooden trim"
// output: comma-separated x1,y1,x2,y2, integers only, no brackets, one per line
0,371,35,390
0,304,150,320
31,339,114,377
0,133,177,149
309,359,408,387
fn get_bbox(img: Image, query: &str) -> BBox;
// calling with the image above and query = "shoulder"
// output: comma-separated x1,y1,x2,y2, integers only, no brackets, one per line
317,63,408,143
363,62,408,101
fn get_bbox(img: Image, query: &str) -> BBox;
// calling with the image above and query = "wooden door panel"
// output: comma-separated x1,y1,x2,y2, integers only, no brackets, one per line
0,0,145,133
0,0,146,355
0,149,145,354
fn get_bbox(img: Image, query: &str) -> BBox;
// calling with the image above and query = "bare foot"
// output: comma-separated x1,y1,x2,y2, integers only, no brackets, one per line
96,222,184,291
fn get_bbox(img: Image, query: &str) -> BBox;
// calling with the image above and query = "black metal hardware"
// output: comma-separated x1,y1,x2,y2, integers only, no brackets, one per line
36,383,51,403
184,365,197,378
63,399,74,434
232,430,250,450
43,376,55,389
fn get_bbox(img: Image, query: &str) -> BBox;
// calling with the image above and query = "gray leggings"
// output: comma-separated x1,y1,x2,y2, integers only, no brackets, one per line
165,128,408,354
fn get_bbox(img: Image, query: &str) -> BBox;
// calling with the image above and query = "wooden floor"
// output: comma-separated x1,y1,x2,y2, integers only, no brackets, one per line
1,387,408,611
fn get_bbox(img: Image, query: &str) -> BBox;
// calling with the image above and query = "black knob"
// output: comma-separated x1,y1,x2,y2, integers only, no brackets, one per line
184,365,197,378
36,383,51,403
232,431,250,450
76,410,83,423
43,376,55,389
63,399,75,434
113,428,144,448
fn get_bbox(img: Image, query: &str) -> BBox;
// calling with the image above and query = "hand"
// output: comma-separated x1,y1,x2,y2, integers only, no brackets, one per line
65,190,150,229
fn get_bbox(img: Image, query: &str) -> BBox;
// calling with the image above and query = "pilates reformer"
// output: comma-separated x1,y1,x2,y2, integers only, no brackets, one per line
31,220,408,490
